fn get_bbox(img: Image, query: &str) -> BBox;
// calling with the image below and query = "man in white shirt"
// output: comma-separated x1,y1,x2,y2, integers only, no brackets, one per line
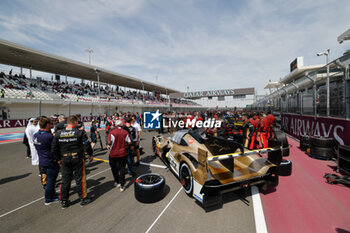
26,118,39,165
131,115,142,166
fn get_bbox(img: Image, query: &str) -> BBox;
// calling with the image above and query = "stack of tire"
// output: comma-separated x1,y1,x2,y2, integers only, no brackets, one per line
310,136,335,159
300,135,310,151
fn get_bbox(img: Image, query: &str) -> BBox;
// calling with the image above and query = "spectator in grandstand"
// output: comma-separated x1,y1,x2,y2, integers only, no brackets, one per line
25,118,40,166
33,117,60,205
107,120,131,192
26,90,34,98
0,89,4,98
131,115,142,166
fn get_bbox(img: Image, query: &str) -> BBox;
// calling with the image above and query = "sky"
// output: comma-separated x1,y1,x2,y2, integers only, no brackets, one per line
0,0,349,96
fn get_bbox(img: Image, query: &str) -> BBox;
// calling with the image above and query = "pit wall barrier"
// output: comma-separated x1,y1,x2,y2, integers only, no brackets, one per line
281,113,350,147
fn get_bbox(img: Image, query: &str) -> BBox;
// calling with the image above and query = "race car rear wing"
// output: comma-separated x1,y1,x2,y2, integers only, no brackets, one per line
207,147,279,162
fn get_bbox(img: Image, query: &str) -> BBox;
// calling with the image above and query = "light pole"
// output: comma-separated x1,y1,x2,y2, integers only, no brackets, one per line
86,48,93,85
95,69,101,100
317,49,330,116
86,48,93,65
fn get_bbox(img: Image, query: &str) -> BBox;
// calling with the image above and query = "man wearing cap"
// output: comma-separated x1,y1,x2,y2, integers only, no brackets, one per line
107,120,131,192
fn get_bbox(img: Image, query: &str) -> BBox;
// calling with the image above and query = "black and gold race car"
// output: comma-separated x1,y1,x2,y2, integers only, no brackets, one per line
152,129,291,208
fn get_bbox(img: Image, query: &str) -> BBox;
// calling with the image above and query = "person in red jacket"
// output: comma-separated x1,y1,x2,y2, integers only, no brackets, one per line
266,111,276,139
107,120,131,192
249,114,259,149
259,114,269,148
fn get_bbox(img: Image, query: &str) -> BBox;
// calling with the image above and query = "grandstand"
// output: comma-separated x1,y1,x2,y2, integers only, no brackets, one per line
0,39,202,120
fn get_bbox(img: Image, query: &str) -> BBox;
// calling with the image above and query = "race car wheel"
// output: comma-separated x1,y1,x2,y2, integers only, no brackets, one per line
274,159,292,176
274,130,290,156
261,174,279,192
134,173,166,203
180,163,193,195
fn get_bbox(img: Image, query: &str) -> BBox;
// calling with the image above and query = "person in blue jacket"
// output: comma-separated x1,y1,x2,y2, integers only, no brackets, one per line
34,116,59,205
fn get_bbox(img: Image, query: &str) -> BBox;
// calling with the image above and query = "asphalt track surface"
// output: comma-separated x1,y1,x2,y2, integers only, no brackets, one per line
0,130,258,233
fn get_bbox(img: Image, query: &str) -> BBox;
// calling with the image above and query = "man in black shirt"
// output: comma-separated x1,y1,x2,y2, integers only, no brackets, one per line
54,115,67,133
52,115,93,209
242,114,254,148
123,117,136,176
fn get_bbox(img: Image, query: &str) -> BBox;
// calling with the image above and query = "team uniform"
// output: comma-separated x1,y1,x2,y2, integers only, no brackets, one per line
108,127,131,188
52,127,93,207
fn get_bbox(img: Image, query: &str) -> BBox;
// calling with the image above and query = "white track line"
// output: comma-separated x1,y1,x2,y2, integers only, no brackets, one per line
0,167,111,218
251,186,268,233
145,187,182,233
140,161,167,169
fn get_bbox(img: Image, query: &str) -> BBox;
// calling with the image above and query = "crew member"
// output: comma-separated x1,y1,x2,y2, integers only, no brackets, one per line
33,117,59,205
52,115,93,209
266,111,276,139
249,113,259,149
259,113,270,148
122,117,136,176
107,120,131,192
242,114,254,148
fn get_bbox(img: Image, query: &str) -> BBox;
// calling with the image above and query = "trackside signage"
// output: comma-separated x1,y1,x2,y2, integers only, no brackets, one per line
281,113,350,146
0,116,99,128
143,110,222,130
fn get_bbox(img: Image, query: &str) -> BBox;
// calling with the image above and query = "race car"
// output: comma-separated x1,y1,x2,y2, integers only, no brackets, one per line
152,129,291,208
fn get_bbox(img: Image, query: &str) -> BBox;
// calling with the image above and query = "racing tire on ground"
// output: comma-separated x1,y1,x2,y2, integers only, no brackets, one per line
134,173,166,203
300,135,310,151
261,174,279,192
179,163,193,196
310,146,334,159
274,159,292,176
310,137,334,148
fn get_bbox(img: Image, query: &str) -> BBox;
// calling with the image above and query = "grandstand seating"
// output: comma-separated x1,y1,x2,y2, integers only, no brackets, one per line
0,71,200,106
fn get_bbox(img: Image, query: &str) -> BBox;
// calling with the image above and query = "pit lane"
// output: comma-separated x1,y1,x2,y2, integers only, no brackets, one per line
0,131,258,233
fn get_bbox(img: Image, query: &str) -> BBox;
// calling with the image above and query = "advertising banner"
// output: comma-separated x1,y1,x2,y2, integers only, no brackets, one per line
281,113,350,146
0,116,99,128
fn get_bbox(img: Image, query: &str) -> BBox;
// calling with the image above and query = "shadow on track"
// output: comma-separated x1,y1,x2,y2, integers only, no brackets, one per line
0,173,31,185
